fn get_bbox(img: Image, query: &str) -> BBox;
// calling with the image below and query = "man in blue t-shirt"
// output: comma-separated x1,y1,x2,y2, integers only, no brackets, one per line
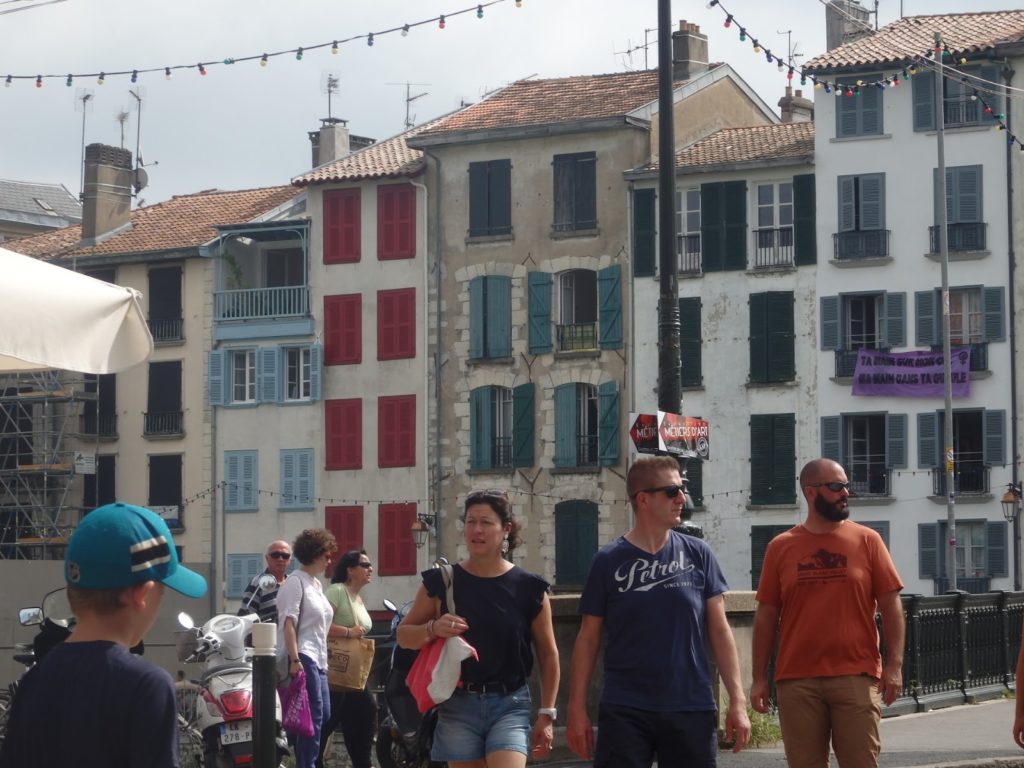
567,455,750,768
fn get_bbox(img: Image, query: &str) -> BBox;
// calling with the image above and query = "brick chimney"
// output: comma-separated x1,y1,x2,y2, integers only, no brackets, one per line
672,21,709,81
826,0,872,51
80,143,133,244
309,118,352,167
778,87,815,123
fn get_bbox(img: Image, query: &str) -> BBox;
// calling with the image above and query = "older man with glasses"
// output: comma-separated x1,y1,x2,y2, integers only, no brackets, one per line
238,539,293,624
751,458,905,768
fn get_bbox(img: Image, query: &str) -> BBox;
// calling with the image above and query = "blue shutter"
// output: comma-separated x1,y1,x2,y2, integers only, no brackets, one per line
296,449,313,508
208,350,226,406
225,451,258,512
838,177,856,232
512,383,535,468
886,413,908,469
912,70,936,131
918,523,939,579
598,264,622,349
224,452,240,510
881,292,906,348
240,452,257,510
836,89,859,137
821,416,842,463
487,276,512,357
633,188,656,277
280,450,296,508
917,412,939,469
951,165,982,224
490,160,512,235
598,380,619,466
226,554,263,599
469,276,485,359
987,521,1008,578
821,296,841,351
983,409,1006,466
469,387,492,470
860,81,882,134
308,344,322,402
915,290,938,347
859,174,885,231
528,272,552,354
553,384,577,468
983,286,1005,342
257,347,279,403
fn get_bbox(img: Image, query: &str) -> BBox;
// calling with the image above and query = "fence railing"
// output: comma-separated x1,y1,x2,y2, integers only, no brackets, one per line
577,434,599,467
149,317,184,343
929,222,987,253
677,234,701,275
833,230,890,260
144,411,184,438
932,461,990,496
753,227,794,269
214,286,310,321
556,323,598,352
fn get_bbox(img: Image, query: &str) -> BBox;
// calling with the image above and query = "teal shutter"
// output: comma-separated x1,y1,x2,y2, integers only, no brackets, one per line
257,347,279,403
633,188,656,277
224,452,240,510
860,81,882,134
553,384,577,468
490,160,512,234
280,449,313,509
512,383,535,468
951,166,982,223
793,173,816,266
226,554,262,599
821,295,841,351
598,264,622,349
208,350,226,406
859,174,885,230
724,180,747,271
881,292,906,348
750,414,794,504
983,286,1005,342
280,450,295,508
838,176,856,232
766,292,795,382
555,500,598,587
469,387,492,470
469,276,485,359
598,380,619,466
749,293,768,383
915,290,938,346
308,344,322,402
918,523,939,579
487,276,512,357
983,409,1006,466
468,162,489,236
685,459,703,506
679,297,702,387
987,521,1008,578
886,413,908,469
917,411,939,469
528,272,552,354
700,182,724,272
821,416,842,463
913,70,936,131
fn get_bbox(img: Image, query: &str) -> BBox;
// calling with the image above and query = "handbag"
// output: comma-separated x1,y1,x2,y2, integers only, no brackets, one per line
327,635,375,691
278,667,315,737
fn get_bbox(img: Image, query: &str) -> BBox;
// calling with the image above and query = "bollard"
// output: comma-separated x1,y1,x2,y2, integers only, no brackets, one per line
251,622,277,768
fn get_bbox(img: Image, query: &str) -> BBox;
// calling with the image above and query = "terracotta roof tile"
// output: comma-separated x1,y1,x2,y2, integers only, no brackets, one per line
5,186,299,261
805,11,1024,72
640,122,814,172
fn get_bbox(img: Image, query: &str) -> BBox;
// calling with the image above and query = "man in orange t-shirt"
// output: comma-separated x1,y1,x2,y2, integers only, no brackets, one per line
750,458,904,768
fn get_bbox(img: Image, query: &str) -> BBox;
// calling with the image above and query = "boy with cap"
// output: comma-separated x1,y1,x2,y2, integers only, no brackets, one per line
0,502,207,768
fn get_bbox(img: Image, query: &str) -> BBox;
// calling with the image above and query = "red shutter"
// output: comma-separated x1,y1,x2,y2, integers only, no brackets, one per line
325,398,361,469
325,505,363,553
377,394,415,467
324,294,361,365
378,502,416,575
377,184,416,260
323,189,360,264
377,288,415,360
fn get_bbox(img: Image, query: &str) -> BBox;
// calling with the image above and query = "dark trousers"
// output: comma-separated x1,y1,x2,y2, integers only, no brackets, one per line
594,703,718,768
317,687,377,768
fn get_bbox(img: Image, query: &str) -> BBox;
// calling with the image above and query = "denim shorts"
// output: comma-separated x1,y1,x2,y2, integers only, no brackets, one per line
431,685,531,761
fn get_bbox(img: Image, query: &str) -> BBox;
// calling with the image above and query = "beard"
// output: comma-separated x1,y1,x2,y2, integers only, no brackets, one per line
815,493,850,522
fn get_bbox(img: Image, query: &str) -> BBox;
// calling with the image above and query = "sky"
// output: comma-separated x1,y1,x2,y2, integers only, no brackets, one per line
2,0,1022,207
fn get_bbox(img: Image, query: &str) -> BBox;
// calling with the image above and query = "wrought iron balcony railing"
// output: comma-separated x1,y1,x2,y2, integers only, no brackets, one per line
753,227,794,269
143,411,184,438
929,222,987,253
833,230,891,261
557,323,598,352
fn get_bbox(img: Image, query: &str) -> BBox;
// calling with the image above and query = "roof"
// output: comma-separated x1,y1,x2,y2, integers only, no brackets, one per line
5,186,299,261
0,179,81,222
637,122,814,173
804,11,1024,72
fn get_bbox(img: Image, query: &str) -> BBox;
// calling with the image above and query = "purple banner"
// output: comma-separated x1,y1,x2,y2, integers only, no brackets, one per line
852,348,971,398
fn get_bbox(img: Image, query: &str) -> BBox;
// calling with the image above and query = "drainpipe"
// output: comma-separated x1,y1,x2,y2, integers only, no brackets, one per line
424,149,444,560
409,174,433,560
1003,66,1020,590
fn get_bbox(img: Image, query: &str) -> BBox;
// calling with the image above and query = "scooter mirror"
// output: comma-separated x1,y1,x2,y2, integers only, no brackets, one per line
177,611,195,630
383,599,397,612
256,573,277,592
18,607,43,627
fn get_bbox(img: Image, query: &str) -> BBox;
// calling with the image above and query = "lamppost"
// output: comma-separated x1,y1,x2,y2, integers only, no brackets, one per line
411,513,436,550
1000,483,1022,590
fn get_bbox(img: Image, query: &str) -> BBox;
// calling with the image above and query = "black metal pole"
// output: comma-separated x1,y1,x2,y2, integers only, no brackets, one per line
251,623,277,768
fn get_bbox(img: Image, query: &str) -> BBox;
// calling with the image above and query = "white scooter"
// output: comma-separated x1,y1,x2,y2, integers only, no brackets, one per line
177,575,286,768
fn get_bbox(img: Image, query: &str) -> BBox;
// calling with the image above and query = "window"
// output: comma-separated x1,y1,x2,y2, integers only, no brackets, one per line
685,459,704,507
378,184,416,260
554,381,619,468
679,297,702,388
378,288,416,360
554,500,598,588
82,454,116,511
279,448,313,510
751,525,791,590
835,174,887,259
325,399,361,470
231,350,256,403
821,292,906,377
326,506,363,554
470,384,535,470
550,266,622,353
919,519,1007,593
552,152,596,232
284,347,311,401
913,66,1001,131
323,188,361,264
148,266,183,342
700,181,747,272
149,454,183,530
227,554,263,599
558,270,597,352
749,292,794,384
633,188,656,278
265,247,305,288
754,182,793,268
915,286,1003,371
676,189,702,273
324,294,361,365
469,277,511,359
145,360,183,437
378,503,416,576
918,409,1005,495
931,165,985,252
750,414,795,505
379,395,415,467
469,160,512,236
83,374,117,438
224,450,258,512
836,75,883,137
821,413,907,497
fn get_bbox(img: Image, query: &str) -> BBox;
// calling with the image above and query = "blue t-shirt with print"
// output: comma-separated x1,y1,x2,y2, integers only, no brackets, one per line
579,530,728,712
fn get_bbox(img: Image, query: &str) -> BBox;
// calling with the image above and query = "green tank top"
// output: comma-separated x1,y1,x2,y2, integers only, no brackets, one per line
325,582,372,631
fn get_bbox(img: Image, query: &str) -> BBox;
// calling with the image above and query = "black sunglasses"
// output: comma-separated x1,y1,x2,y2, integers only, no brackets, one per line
268,551,291,560
355,562,373,569
805,481,851,492
636,484,686,499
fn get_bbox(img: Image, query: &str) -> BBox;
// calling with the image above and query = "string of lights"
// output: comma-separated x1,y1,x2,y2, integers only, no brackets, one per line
1,0,521,87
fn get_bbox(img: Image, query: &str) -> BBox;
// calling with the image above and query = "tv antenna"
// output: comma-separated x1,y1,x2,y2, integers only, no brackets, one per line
388,82,429,130
128,88,154,195
615,27,657,70
777,29,804,68
321,72,340,120
115,109,131,149
75,88,94,200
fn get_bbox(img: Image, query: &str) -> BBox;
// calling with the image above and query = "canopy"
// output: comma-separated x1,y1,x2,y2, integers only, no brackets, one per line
0,246,153,374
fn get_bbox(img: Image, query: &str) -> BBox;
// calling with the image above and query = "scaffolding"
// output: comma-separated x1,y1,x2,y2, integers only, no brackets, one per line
0,370,92,560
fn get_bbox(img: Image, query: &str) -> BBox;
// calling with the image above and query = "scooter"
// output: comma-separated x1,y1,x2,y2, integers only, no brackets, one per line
177,574,287,768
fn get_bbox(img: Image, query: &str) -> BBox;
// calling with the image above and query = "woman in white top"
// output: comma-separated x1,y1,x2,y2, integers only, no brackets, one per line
277,528,337,768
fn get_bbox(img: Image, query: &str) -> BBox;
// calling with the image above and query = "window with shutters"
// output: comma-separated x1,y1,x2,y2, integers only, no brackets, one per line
324,294,361,365
378,184,416,260
835,75,883,138
676,189,701,274
750,525,791,590
930,165,985,253
82,454,116,511
148,266,184,343
469,277,511,360
325,398,361,470
326,506,363,554
145,361,183,438
230,349,256,404
821,413,906,497
749,414,796,505
679,297,702,388
552,152,597,232
379,395,416,468
753,182,794,268
83,373,117,438
378,288,416,360
919,518,1006,593
149,454,183,530
917,409,1003,496
279,448,314,510
469,160,512,237
470,384,535,471
834,174,888,260
700,181,747,272
558,270,597,352
224,450,258,512
554,381,619,469
554,500,599,589
749,292,794,384
378,502,416,575
915,285,1002,372
820,292,906,377
913,65,1001,131
323,189,361,264
283,346,311,401
227,554,263,599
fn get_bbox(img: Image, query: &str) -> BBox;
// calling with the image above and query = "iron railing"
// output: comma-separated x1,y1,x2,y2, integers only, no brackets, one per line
214,286,310,321
143,411,184,438
81,412,117,439
932,460,990,496
557,323,598,352
492,437,512,469
149,317,184,342
929,223,987,253
677,234,701,275
833,230,891,260
834,347,890,378
577,435,599,467
847,461,891,497
934,577,992,595
753,227,794,268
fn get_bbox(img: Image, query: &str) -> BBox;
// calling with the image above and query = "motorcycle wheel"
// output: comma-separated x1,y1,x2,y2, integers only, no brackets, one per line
375,725,434,768
176,714,204,768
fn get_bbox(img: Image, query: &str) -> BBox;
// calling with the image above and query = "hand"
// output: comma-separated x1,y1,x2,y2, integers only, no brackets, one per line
724,700,751,752
877,663,903,706
347,625,367,639
289,658,301,673
530,717,554,758
437,613,467,638
1013,713,1024,749
566,709,594,761
749,680,771,714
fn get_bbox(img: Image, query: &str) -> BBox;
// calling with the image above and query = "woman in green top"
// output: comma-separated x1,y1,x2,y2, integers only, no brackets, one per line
317,549,376,768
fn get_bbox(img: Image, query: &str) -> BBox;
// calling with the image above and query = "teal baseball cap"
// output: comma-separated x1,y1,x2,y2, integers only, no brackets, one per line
65,502,207,598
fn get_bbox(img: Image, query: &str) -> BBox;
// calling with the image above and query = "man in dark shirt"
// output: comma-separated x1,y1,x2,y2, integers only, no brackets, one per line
239,539,292,623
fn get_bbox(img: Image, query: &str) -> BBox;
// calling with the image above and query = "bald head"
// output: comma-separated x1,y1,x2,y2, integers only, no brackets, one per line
799,458,844,489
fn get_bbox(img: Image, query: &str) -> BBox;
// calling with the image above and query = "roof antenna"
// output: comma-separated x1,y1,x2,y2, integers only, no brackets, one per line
321,72,340,120
128,88,155,197
388,82,429,129
115,109,130,149
75,88,94,201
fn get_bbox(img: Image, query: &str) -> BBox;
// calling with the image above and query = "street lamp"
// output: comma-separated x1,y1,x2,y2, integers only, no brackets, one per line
411,513,436,549
1001,483,1022,591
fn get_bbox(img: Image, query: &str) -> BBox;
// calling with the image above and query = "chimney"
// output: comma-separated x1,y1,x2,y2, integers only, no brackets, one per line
826,0,872,51
80,143,133,244
672,21,709,81
778,87,815,123
308,118,351,167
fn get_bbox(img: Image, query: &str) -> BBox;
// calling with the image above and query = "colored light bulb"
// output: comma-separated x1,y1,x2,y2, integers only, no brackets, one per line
260,54,268,66
66,74,72,87
439,15,445,29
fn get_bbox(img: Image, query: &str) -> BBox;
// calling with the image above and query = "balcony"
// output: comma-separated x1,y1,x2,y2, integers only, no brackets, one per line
557,323,598,353
943,97,984,128
932,459,990,496
847,461,891,497
143,411,184,438
834,347,889,378
753,227,794,269
577,434,599,467
214,286,310,321
833,230,890,261
676,234,701,275
929,222,987,253
933,576,991,594
492,437,512,469
149,317,184,343
80,412,117,440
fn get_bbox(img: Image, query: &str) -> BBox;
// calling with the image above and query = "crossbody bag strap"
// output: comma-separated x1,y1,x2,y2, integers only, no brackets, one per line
440,563,456,616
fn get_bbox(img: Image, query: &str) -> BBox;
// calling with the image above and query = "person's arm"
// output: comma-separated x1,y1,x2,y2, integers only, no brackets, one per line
283,616,301,677
876,589,905,705
706,594,750,752
566,614,603,761
750,600,780,714
528,593,560,759
396,585,441,650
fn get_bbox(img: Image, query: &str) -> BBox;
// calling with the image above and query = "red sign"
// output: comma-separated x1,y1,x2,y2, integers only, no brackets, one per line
629,412,711,459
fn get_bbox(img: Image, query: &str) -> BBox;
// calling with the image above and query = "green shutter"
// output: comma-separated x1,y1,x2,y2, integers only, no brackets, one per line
685,458,703,507
723,180,747,271
487,276,512,357
598,264,623,349
469,387,492,470
766,292,795,383
983,286,1005,342
915,290,938,347
793,173,816,266
821,295,841,351
528,271,552,354
838,176,856,232
749,293,768,383
821,416,842,463
983,409,1006,466
881,292,906,348
987,521,1008,578
575,155,597,229
700,182,724,272
490,160,512,234
555,500,598,588
679,297,702,387
468,162,489,236
750,415,772,504
208,350,226,406
598,380,619,466
859,174,885,230
553,384,577,468
886,413,908,469
918,523,939,579
633,188,656,277
913,70,936,131
257,347,279,403
512,383,534,468
772,414,796,503
917,411,939,469
469,276,484,359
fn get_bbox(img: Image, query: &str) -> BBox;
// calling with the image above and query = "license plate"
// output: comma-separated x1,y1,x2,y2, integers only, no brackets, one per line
220,720,252,745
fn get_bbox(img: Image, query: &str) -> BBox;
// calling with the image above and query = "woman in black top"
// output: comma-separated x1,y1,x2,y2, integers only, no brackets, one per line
397,489,560,767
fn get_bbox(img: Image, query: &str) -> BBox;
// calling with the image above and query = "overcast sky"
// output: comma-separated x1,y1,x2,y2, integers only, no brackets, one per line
2,0,1020,206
